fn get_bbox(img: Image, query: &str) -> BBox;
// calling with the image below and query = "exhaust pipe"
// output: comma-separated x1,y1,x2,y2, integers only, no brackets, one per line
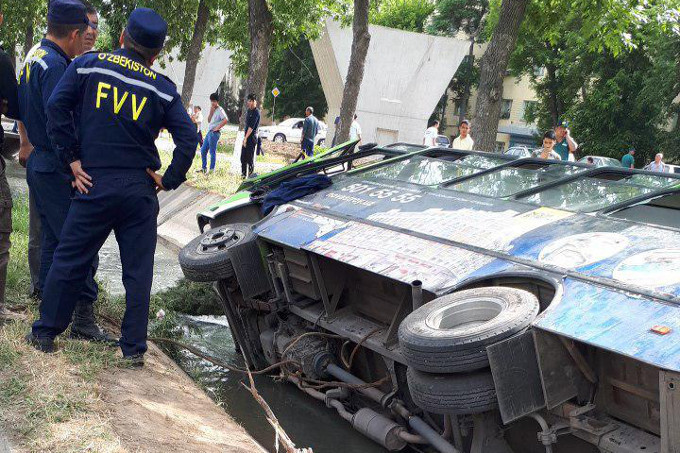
411,280,423,311
325,363,460,453
352,408,407,451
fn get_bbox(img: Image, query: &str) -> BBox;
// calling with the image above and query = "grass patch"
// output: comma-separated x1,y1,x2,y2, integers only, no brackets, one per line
0,196,125,450
157,137,291,197
0,176,234,450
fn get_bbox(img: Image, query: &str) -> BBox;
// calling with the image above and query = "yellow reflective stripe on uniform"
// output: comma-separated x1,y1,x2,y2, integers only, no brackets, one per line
131,95,147,121
112,87,129,114
95,81,149,121
76,67,173,102
96,82,111,108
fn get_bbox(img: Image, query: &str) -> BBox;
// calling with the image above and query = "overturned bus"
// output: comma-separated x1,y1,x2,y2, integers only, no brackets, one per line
179,146,680,453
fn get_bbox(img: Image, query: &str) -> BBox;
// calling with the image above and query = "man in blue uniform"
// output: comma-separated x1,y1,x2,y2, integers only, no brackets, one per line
17,0,113,342
27,8,196,365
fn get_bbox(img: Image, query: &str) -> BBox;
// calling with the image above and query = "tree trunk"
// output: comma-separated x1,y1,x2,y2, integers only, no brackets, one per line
458,39,475,122
180,0,210,107
472,0,529,152
545,60,559,126
439,92,448,125
23,23,35,59
239,0,274,128
333,0,371,144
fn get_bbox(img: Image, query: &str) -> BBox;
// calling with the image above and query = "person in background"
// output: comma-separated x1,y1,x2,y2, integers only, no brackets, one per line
532,130,562,160
300,106,319,159
621,149,635,169
554,120,577,161
349,114,362,144
82,3,99,52
331,115,340,147
199,93,227,173
423,120,439,147
241,94,260,178
645,153,669,173
0,6,18,315
192,106,203,147
451,119,474,150
586,156,595,165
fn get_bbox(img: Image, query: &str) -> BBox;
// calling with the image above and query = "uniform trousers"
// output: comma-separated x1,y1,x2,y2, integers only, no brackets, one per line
28,189,42,295
32,169,159,356
26,152,99,304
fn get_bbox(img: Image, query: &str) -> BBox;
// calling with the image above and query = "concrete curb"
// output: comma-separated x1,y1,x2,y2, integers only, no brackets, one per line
156,185,225,252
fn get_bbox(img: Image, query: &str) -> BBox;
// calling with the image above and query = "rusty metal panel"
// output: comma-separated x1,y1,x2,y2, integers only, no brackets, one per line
533,329,581,409
488,331,545,424
596,350,660,435
660,370,680,453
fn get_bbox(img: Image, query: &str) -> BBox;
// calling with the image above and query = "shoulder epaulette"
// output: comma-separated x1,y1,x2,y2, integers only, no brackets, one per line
160,73,177,87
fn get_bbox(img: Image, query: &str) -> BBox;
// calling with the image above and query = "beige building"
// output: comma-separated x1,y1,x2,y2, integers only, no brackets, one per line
442,44,540,151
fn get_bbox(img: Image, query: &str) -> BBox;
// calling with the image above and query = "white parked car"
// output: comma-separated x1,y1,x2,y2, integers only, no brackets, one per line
259,118,327,146
664,164,680,174
578,155,623,167
504,146,533,158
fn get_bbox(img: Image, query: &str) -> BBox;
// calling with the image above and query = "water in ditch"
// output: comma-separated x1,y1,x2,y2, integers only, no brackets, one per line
95,238,386,451
6,160,383,452
169,314,389,453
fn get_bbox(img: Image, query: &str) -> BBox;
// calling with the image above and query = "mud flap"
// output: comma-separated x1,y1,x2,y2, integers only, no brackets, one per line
487,330,545,424
228,237,270,300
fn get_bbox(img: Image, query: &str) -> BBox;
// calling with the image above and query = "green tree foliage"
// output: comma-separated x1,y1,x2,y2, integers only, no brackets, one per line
262,39,327,121
428,0,491,37
217,0,349,78
427,0,495,129
370,0,434,33
91,0,222,55
0,0,46,62
568,34,679,164
510,0,680,163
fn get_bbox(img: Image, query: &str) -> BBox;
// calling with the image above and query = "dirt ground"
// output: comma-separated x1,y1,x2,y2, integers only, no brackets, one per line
99,344,264,453
0,308,264,453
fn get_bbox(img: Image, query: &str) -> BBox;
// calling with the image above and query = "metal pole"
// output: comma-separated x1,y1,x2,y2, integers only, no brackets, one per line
272,96,276,124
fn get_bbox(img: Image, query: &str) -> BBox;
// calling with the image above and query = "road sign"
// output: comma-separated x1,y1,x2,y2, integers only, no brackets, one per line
272,87,280,97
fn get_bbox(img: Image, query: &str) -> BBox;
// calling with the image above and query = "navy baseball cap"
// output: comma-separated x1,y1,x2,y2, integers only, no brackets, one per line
47,0,91,26
557,119,569,128
126,8,168,49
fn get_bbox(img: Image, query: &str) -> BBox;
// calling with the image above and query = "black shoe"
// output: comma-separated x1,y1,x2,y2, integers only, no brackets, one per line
70,301,119,345
123,353,145,368
25,333,55,353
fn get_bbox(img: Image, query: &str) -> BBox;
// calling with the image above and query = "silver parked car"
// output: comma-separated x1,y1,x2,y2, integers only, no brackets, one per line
578,155,624,167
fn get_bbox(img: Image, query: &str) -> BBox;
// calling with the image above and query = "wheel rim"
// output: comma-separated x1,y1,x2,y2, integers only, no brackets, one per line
274,135,284,142
197,227,243,254
425,296,505,333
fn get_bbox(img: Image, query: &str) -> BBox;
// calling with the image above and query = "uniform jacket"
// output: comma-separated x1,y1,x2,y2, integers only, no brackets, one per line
17,39,71,173
46,48,196,190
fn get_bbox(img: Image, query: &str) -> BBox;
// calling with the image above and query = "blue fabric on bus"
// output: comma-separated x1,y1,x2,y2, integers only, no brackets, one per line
262,174,332,215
